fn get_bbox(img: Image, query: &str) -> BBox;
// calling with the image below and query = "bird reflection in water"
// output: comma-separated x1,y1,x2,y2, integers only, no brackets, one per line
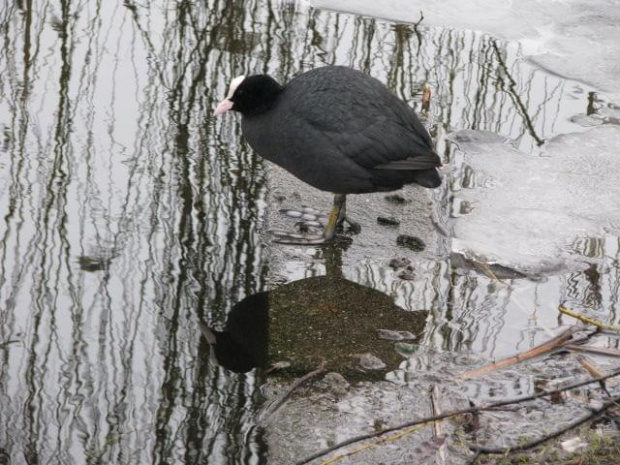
199,249,428,378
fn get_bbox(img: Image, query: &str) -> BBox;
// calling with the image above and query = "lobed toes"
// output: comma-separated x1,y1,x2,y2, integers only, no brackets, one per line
279,208,304,218
295,220,324,229
301,206,322,215
279,208,325,222
269,229,329,245
345,220,362,235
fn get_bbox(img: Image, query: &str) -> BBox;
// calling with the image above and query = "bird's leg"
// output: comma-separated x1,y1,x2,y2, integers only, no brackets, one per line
335,195,361,234
272,194,352,245
322,194,346,241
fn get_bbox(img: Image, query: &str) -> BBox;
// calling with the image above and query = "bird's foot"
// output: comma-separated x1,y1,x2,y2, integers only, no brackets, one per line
272,200,359,246
280,206,362,235
270,229,353,246
344,217,362,235
270,229,329,245
279,206,327,233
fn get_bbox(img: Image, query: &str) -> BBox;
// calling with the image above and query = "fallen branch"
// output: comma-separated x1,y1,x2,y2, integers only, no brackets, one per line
470,394,620,455
575,354,613,396
430,385,444,436
421,85,432,113
459,326,580,380
256,361,326,425
559,306,620,332
576,354,606,378
566,344,620,358
318,424,428,465
430,385,447,464
295,370,620,465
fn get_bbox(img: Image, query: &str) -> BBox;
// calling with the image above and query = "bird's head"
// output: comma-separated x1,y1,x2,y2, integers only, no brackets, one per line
214,74,283,117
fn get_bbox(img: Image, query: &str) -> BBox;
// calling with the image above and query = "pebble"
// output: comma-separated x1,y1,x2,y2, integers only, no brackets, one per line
354,353,387,371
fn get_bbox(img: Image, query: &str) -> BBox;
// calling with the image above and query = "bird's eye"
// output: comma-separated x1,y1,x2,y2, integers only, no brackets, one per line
237,89,245,96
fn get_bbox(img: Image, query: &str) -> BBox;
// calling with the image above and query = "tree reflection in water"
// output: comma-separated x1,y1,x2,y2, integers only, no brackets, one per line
0,0,613,463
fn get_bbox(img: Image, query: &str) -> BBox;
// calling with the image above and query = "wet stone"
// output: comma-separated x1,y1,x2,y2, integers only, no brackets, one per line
396,235,426,252
354,353,387,371
377,329,417,341
301,206,321,215
315,372,350,397
280,208,303,218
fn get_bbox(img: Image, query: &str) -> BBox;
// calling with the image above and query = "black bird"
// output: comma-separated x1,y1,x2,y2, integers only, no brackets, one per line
214,66,441,244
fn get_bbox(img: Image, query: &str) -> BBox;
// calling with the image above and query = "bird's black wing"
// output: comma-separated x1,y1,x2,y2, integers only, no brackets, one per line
285,67,441,172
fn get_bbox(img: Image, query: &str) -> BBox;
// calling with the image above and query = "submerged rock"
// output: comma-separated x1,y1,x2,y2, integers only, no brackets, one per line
200,275,428,379
354,353,387,371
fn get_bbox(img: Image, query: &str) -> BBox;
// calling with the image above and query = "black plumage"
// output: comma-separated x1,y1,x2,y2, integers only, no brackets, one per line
214,66,441,243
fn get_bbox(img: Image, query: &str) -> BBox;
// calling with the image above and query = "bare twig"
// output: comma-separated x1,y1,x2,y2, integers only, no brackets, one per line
411,10,425,49
421,85,432,112
460,326,580,380
491,40,544,146
566,344,620,358
430,385,447,464
257,361,326,425
320,386,447,465
575,354,613,396
197,319,217,344
295,370,620,465
413,10,424,28
318,424,427,465
560,306,620,331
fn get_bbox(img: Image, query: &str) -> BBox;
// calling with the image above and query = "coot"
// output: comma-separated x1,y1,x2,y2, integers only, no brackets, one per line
214,66,441,244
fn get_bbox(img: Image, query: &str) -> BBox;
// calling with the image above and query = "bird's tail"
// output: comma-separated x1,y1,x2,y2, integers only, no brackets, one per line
411,168,442,188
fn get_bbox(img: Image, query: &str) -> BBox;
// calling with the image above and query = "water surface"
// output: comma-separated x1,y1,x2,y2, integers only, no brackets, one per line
1,1,619,464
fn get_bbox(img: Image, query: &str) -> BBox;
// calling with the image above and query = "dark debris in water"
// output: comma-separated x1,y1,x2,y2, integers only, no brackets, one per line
377,216,401,226
396,234,426,252
398,266,416,280
384,193,410,204
388,257,411,269
77,255,115,272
